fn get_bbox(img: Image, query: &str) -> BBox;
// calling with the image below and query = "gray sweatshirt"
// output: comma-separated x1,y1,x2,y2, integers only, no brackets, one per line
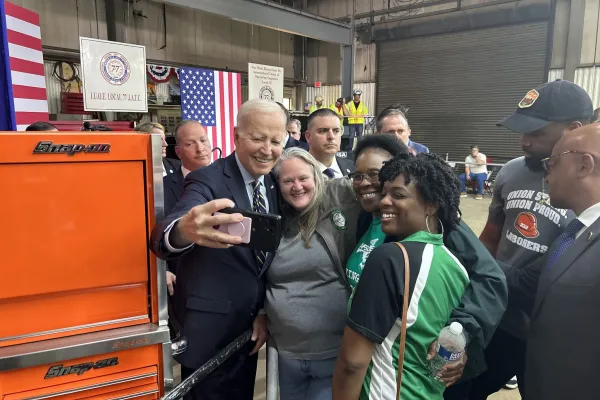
265,231,350,360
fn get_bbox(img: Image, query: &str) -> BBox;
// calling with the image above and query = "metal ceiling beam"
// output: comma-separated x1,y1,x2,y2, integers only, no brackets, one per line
152,0,352,45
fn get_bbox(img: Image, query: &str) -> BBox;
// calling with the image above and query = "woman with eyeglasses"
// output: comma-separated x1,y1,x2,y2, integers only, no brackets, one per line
333,153,469,400
342,134,508,391
345,135,408,290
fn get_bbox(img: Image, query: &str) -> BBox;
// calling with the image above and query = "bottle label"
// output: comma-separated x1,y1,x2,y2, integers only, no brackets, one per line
437,344,462,362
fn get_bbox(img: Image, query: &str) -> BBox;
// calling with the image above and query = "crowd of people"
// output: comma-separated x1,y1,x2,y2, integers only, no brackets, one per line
143,79,600,400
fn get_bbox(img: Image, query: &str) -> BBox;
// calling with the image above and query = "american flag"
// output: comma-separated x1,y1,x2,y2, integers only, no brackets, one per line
179,67,241,161
1,2,48,131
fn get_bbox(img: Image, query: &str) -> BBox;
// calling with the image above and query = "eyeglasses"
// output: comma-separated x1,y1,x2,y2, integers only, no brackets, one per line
349,170,380,184
541,151,584,172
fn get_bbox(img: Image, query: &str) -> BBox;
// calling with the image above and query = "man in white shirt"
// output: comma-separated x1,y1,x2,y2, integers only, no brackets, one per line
501,123,600,400
459,145,488,199
305,108,354,179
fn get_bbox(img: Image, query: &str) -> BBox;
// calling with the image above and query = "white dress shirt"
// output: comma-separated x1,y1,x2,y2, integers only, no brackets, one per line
182,165,191,178
575,201,600,239
164,153,268,251
317,157,344,179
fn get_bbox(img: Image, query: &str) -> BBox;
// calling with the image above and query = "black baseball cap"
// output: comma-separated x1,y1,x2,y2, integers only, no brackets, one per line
497,80,593,133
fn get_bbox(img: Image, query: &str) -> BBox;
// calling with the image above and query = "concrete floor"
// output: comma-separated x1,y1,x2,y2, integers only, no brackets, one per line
176,195,521,400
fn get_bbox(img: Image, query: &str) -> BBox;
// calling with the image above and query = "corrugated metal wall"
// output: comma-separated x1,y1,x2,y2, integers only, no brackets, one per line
306,82,376,113
549,67,600,107
377,22,549,163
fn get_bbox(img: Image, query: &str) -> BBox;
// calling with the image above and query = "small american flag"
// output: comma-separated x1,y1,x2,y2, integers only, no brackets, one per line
179,67,242,161
2,2,48,131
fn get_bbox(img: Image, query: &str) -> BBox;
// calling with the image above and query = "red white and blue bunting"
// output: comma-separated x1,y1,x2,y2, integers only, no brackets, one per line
146,64,177,83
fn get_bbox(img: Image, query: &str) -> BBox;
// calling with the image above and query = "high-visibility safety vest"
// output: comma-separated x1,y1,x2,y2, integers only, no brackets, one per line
329,103,344,120
309,104,327,114
346,101,368,125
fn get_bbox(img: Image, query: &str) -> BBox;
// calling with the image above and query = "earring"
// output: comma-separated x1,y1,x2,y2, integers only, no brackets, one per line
425,215,432,233
437,217,445,236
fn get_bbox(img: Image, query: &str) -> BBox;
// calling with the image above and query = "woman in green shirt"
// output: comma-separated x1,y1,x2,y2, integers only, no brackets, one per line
345,135,409,290
333,153,468,400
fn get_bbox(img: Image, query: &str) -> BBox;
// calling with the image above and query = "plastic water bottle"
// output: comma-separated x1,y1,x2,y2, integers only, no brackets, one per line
428,322,466,380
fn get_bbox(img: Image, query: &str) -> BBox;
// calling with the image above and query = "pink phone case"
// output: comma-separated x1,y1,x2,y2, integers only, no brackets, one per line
214,212,252,244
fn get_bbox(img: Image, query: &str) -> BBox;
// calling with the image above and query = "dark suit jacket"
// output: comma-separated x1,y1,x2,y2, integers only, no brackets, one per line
502,217,600,400
336,156,355,177
357,212,508,379
150,153,280,369
164,168,184,218
285,136,309,151
163,157,181,175
163,168,185,274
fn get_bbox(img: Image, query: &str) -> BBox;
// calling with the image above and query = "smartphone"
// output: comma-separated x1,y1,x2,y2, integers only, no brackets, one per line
215,208,283,253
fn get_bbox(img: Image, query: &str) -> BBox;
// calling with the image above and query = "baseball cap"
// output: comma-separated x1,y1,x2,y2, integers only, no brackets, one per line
497,80,593,134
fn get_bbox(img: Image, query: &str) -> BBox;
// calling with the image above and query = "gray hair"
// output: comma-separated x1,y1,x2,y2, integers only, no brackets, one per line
237,99,287,129
375,108,410,133
287,119,302,131
174,120,203,144
274,147,325,248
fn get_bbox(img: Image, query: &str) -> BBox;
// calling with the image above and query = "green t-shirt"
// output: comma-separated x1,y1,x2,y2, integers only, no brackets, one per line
345,217,386,290
348,231,470,400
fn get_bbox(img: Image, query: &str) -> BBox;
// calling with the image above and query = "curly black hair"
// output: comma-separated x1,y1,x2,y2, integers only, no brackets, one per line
379,153,461,232
353,134,410,160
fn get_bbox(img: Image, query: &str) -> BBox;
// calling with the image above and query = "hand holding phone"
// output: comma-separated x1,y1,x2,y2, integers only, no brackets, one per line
175,199,244,249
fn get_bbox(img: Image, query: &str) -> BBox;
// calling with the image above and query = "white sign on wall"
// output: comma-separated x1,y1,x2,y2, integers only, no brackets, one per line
248,63,284,103
80,37,147,112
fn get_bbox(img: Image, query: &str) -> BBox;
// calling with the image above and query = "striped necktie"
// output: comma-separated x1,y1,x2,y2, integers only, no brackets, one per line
252,180,267,265
545,219,585,270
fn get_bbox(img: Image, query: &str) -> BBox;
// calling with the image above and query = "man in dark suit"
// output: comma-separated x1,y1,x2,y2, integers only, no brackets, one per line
285,118,309,151
305,108,355,178
375,106,430,154
501,124,600,400
164,120,213,217
150,99,286,400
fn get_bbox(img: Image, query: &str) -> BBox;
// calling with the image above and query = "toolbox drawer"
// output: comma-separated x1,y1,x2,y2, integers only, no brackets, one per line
0,344,162,399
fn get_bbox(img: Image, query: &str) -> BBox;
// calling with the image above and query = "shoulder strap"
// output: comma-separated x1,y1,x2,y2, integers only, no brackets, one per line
394,241,411,400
